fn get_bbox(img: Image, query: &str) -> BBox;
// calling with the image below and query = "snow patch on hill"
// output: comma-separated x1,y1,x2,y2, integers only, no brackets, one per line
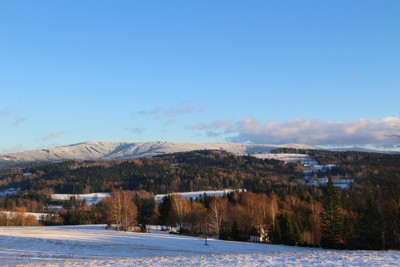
52,193,111,205
154,189,246,203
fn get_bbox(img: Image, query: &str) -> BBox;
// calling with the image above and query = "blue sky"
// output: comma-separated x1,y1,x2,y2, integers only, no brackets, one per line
1,1,399,152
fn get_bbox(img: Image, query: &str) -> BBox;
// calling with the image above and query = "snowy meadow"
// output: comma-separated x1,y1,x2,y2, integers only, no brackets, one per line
0,225,399,266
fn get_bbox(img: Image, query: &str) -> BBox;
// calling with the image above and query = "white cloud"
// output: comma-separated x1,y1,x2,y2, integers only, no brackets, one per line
164,119,176,126
187,120,232,130
0,107,12,117
227,117,400,146
12,118,27,128
1,107,27,128
188,117,400,147
124,127,146,135
206,131,224,138
0,144,26,154
39,131,65,141
134,103,202,119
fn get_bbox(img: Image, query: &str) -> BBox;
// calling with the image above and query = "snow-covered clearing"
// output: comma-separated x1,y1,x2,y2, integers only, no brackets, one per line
52,190,245,205
154,189,246,203
0,225,398,266
51,193,110,205
1,211,48,221
252,153,314,163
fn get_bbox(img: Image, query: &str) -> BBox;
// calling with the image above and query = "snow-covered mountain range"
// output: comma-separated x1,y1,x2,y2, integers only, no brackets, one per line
0,141,317,169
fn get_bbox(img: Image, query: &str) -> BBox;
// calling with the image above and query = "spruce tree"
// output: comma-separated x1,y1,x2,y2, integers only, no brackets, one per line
158,195,173,227
277,213,299,246
357,195,385,249
320,178,343,248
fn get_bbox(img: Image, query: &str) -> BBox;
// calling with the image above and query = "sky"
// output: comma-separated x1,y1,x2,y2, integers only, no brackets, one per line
0,1,399,153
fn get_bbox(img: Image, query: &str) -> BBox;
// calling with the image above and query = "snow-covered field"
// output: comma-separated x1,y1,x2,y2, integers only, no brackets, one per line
252,153,313,163
154,189,246,203
51,193,110,205
0,225,398,266
1,211,48,221
52,190,245,205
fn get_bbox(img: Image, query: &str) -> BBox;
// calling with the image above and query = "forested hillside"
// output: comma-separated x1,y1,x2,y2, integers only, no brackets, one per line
0,150,304,195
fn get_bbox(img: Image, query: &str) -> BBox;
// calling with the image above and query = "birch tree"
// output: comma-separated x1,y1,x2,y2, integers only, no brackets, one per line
207,197,228,237
106,189,137,231
270,192,279,233
171,194,191,233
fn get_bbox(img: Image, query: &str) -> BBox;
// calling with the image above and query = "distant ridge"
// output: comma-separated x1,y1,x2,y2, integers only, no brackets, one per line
0,141,317,169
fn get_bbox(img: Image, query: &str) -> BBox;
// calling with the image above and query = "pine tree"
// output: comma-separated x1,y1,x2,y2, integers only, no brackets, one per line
320,178,343,248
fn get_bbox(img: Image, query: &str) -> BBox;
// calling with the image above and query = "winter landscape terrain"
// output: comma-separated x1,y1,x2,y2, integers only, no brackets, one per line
51,190,246,206
0,225,399,267
0,141,317,169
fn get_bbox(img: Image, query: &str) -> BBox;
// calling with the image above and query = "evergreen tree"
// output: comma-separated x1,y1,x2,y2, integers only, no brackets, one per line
320,178,343,248
357,195,385,249
157,195,173,227
275,213,300,245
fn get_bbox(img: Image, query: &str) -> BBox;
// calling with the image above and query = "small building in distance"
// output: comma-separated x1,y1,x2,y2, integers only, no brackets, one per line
310,177,354,189
0,187,21,197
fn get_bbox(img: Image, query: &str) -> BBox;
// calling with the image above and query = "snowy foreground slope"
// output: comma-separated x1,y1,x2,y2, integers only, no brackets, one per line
0,225,399,267
0,141,317,168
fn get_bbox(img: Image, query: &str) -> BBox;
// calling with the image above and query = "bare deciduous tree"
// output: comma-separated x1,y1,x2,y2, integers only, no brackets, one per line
106,189,137,231
189,201,207,234
310,199,322,244
0,207,40,226
170,194,191,233
207,197,228,237
269,192,279,233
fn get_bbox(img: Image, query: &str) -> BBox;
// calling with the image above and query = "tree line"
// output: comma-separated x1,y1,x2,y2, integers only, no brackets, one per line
0,150,303,195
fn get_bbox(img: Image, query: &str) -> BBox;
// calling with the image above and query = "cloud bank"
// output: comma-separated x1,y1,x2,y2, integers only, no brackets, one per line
230,117,399,146
0,144,26,154
190,117,400,147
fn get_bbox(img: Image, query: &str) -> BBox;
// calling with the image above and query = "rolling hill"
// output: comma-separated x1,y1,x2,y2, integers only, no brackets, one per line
0,141,317,169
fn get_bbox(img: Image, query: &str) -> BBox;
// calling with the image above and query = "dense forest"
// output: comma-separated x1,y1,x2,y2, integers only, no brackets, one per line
0,150,304,195
0,149,399,250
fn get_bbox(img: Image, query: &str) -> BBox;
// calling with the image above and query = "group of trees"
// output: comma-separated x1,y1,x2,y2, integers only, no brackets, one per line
0,179,399,249
113,170,398,250
0,149,400,249
0,206,40,226
71,185,345,248
0,151,303,195
103,189,138,231
156,189,333,247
